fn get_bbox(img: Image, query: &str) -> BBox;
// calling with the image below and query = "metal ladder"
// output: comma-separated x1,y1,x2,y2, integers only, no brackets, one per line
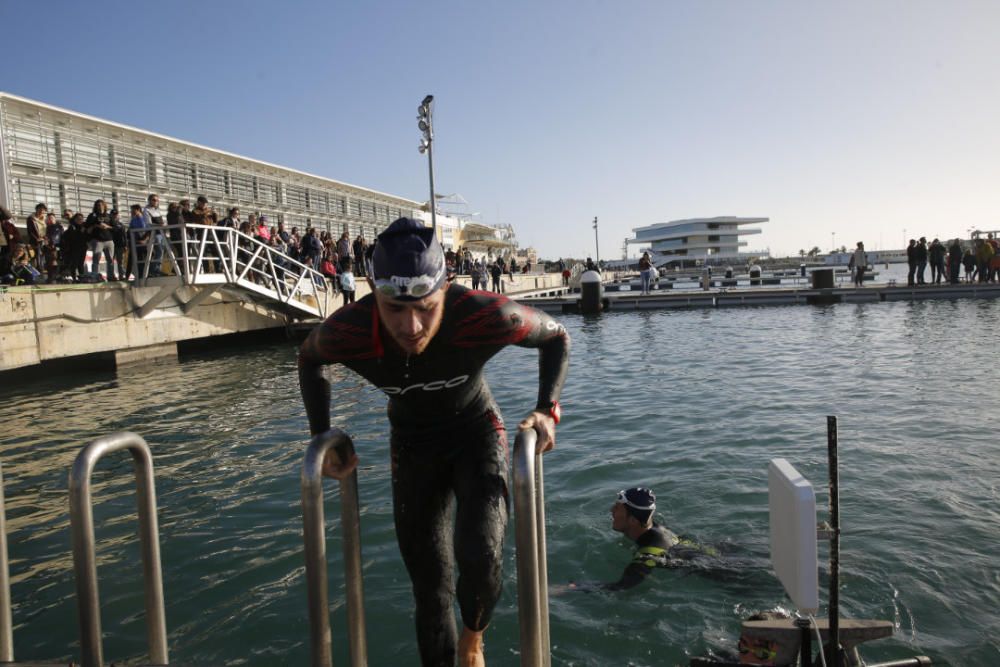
301,427,553,666
69,432,169,667
0,433,169,666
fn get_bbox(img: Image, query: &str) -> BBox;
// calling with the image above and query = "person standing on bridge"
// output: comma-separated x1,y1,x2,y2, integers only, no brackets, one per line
299,217,570,667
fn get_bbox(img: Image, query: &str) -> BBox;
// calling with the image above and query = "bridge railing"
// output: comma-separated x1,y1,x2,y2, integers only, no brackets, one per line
128,223,330,318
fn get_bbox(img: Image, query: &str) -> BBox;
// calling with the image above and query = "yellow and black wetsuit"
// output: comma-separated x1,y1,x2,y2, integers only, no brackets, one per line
606,523,719,591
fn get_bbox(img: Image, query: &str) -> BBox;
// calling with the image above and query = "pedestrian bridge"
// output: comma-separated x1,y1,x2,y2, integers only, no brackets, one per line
130,223,330,320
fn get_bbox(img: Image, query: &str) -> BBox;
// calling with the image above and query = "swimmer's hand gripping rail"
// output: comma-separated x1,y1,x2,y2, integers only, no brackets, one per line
513,427,552,667
301,429,367,667
68,431,169,667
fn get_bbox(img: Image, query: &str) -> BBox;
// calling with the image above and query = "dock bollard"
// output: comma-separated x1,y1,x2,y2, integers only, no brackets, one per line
579,270,603,313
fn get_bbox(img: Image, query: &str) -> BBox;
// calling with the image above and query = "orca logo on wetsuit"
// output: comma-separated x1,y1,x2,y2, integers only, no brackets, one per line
380,374,470,395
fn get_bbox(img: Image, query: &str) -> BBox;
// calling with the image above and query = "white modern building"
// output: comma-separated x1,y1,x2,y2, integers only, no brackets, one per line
0,92,513,250
628,216,768,266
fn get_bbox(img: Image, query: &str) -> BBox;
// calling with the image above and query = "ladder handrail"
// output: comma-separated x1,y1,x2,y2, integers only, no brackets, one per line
68,432,168,667
0,464,12,662
512,427,552,667
301,429,367,667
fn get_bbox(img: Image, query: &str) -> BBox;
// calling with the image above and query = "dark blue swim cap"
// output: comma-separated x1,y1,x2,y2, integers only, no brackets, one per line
617,487,656,522
371,218,447,300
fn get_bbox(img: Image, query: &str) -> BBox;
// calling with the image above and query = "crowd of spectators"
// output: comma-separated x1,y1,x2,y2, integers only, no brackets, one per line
1,194,538,298
1,201,131,285
905,235,1000,286
0,193,378,288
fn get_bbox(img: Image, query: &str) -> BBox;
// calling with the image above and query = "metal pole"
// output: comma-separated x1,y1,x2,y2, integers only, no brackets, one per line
301,429,367,667
427,138,437,234
795,617,812,667
418,95,437,233
512,428,550,666
593,217,600,266
68,432,168,667
826,416,842,666
534,453,551,667
0,464,13,662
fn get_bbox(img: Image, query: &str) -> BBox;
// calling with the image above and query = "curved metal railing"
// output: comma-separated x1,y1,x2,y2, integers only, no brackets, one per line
69,432,168,667
512,427,552,667
129,223,329,318
301,429,367,667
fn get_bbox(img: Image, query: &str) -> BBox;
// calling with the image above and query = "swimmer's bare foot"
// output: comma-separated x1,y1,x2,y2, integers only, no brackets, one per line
458,626,485,667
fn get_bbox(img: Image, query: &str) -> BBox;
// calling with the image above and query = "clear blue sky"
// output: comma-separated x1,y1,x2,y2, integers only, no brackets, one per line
4,0,998,259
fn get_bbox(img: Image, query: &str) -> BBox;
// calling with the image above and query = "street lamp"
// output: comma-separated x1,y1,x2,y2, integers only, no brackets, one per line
593,216,600,265
831,231,836,253
417,95,437,232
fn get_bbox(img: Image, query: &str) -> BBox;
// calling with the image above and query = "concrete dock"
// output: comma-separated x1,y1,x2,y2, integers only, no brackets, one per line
518,281,1000,314
0,272,566,374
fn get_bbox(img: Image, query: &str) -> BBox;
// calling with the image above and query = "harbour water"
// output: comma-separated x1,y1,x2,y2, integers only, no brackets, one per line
0,296,997,666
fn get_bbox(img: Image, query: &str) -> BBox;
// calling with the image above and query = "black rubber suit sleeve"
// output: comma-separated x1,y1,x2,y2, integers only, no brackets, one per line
503,301,570,411
298,359,331,436
603,562,653,591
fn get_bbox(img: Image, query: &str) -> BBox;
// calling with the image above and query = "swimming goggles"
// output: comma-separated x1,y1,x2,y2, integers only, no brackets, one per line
617,489,655,512
373,265,445,299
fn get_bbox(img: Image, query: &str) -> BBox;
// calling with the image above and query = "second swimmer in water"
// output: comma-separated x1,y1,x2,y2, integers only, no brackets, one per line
562,486,721,592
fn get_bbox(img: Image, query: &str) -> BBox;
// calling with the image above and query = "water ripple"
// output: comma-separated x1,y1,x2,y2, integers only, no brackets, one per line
0,302,997,664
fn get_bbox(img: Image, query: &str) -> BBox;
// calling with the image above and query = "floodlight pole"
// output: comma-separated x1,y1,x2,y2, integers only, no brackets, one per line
418,95,437,233
593,217,600,265
826,416,842,666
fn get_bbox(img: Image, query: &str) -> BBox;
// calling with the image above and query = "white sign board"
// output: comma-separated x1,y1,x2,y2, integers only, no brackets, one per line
768,458,819,613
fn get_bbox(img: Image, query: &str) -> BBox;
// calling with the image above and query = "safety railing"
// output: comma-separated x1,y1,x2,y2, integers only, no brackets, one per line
128,223,329,318
512,427,552,667
301,430,367,667
69,432,168,667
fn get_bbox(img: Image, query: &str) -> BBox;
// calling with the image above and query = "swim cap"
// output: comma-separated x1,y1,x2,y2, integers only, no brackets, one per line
371,218,447,300
617,487,656,522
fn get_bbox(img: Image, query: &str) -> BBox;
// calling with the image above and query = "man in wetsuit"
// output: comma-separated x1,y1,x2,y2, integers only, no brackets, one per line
564,487,718,592
298,217,570,667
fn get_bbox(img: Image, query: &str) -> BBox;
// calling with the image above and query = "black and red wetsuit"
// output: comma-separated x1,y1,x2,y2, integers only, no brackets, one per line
298,283,570,665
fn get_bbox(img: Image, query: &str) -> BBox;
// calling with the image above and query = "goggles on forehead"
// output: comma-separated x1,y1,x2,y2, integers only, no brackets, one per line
616,489,655,512
373,265,445,299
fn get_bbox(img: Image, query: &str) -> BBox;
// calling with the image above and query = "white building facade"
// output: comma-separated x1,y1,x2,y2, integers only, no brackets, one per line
629,216,768,266
0,92,421,240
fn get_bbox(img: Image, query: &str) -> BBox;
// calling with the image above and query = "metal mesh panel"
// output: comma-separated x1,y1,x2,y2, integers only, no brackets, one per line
10,176,59,214
229,172,254,202
163,157,192,191
6,120,58,168
284,184,308,210
309,190,327,213
198,164,226,196
256,177,279,205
